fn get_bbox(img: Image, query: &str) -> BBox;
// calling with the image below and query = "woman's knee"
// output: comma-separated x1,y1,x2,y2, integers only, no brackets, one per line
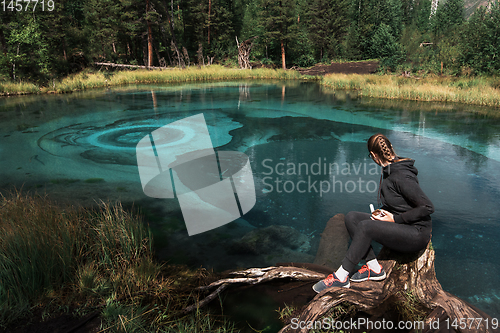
345,211,360,225
345,211,368,228
357,219,372,234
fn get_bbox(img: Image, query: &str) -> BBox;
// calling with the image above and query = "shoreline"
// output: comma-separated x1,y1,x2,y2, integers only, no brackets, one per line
1,64,499,108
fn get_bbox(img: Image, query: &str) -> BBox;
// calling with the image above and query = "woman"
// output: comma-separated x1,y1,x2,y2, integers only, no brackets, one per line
313,133,434,292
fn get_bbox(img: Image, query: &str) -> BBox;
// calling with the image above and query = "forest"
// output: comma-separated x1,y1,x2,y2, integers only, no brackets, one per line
0,0,499,84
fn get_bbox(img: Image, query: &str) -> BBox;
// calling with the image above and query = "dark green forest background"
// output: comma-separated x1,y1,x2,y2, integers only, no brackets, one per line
0,0,499,84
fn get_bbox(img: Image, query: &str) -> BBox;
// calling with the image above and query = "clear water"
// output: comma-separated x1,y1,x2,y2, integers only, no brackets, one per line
1,81,500,319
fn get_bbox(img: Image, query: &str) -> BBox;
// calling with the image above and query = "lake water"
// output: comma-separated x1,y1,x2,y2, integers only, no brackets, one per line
1,81,499,320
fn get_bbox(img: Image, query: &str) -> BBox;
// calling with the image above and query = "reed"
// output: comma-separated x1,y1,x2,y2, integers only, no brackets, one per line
0,192,152,322
49,65,304,93
0,81,40,96
3,66,499,108
0,191,236,332
321,74,500,107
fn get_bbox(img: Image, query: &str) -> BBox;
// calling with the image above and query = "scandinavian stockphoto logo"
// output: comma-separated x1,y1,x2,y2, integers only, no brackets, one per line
136,114,256,236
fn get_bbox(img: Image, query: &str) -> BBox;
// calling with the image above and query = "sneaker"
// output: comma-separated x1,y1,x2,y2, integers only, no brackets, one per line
350,264,386,283
312,272,350,293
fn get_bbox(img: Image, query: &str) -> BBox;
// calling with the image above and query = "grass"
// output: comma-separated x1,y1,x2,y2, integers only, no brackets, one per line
308,302,358,333
0,191,237,332
45,65,305,93
1,63,499,108
0,81,40,96
394,290,427,324
0,65,305,96
321,74,500,107
276,303,297,321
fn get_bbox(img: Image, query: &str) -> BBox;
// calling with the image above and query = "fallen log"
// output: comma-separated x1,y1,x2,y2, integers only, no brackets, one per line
94,62,174,70
185,214,499,333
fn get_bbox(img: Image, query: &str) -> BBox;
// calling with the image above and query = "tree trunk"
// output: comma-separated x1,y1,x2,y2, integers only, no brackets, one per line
146,0,154,68
62,38,68,61
279,0,286,70
188,214,499,333
208,0,211,45
281,38,286,70
197,43,204,67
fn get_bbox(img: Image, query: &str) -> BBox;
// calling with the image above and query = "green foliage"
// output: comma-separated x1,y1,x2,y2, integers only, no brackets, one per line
5,16,50,82
431,0,465,36
302,0,349,61
437,34,462,75
460,2,500,75
415,0,432,32
342,0,404,62
370,23,404,70
0,0,498,83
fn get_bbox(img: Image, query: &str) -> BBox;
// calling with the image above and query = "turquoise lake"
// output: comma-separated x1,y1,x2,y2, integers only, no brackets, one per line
1,81,499,320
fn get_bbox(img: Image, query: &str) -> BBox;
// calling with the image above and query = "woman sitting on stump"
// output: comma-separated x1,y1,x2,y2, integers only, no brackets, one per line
313,133,434,292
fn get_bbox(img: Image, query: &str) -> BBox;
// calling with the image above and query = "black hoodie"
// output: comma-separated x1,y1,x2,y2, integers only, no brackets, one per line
380,158,434,227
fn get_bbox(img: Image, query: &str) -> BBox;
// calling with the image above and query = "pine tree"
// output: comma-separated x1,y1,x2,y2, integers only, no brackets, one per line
461,2,500,74
304,0,349,61
256,0,297,69
343,0,402,60
431,0,464,36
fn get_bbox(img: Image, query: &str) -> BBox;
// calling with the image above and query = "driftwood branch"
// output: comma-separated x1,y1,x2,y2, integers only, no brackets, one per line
94,62,175,70
182,283,229,314
182,266,324,314
199,266,325,291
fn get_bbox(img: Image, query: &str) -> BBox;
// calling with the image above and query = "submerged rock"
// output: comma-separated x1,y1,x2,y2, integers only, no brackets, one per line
313,213,349,269
228,225,311,256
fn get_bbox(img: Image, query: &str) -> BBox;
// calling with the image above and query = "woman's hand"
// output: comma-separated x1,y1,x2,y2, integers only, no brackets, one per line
371,209,395,222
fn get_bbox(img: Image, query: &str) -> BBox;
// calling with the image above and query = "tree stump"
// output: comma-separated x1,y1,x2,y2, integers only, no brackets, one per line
187,214,499,333
236,36,257,69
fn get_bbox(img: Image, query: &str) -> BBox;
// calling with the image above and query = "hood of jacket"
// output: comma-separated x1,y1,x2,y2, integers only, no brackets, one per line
382,158,417,177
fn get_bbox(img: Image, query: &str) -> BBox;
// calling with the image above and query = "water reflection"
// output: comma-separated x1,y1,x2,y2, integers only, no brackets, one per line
0,81,499,318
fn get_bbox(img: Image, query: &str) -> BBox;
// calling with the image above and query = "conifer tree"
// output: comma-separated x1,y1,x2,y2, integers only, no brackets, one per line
304,0,349,61
256,0,297,69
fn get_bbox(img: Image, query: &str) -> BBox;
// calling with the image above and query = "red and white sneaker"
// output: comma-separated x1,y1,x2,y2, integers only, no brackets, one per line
350,264,386,283
312,272,350,293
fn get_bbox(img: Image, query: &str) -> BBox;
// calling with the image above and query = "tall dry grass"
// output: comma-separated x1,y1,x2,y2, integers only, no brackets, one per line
0,192,235,332
321,74,500,107
0,81,40,96
3,66,499,108
49,65,304,93
0,191,155,322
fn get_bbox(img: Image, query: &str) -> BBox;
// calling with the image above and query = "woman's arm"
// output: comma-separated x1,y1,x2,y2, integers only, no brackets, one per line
393,174,434,224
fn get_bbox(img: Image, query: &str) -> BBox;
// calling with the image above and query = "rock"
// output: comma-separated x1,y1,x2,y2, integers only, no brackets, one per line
228,225,311,256
313,213,349,269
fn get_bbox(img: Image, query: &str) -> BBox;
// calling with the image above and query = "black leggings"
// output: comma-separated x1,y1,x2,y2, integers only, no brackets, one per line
341,211,432,273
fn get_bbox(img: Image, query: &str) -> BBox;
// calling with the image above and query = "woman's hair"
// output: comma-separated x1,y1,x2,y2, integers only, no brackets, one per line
367,134,396,163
